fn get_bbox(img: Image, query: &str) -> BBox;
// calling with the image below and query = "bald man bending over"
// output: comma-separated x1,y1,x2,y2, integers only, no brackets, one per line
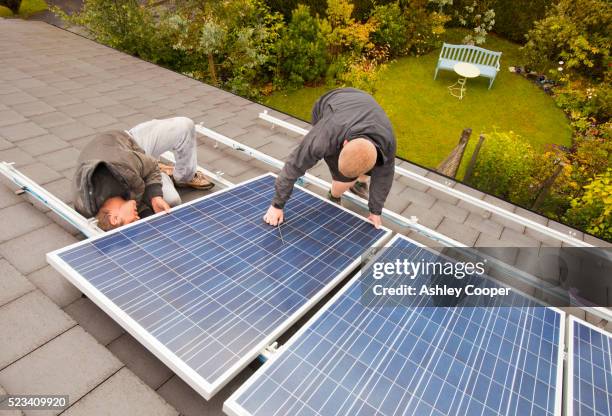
264,88,396,228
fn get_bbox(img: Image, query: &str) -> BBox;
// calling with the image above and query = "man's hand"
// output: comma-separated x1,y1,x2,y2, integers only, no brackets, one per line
151,196,171,214
367,213,382,229
263,205,284,226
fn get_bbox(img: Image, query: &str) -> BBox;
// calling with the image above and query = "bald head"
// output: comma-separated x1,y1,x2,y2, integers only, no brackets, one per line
338,138,377,179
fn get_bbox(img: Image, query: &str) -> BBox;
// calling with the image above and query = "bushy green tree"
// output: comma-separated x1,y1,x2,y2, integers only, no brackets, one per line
369,2,407,57
275,5,328,87
322,0,377,57
169,0,284,98
523,0,611,80
54,0,178,65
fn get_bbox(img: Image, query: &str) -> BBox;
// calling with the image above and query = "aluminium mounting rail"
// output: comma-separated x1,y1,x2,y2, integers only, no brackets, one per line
0,153,230,238
258,110,592,248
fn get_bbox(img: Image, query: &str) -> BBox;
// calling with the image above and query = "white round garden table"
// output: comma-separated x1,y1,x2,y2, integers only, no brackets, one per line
449,62,480,100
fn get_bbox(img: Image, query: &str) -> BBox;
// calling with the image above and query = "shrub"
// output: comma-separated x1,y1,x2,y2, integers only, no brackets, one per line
54,0,178,65
337,49,388,93
523,0,611,80
491,0,553,44
322,0,377,57
168,0,284,98
275,5,328,87
465,131,540,205
403,0,449,55
564,169,612,240
0,0,20,13
369,2,407,57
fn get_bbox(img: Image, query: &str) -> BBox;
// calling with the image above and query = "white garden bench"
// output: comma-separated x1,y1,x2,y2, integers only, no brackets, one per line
434,43,502,89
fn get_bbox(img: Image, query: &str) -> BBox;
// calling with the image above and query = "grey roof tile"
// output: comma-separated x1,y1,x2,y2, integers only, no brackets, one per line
0,202,52,243
436,217,480,246
499,227,541,247
107,334,174,390
157,368,253,416
44,178,74,204
40,93,82,108
48,122,96,142
464,212,503,239
0,91,37,106
0,147,35,166
18,162,62,185
62,368,178,416
0,109,28,127
0,121,48,142
0,259,35,307
37,147,81,171
10,100,55,117
430,199,469,223
57,102,99,118
0,290,75,368
401,203,444,230
0,183,23,209
0,223,78,274
77,112,119,129
0,136,14,150
0,326,123,407
64,298,125,346
28,111,76,129
17,134,69,157
27,265,81,308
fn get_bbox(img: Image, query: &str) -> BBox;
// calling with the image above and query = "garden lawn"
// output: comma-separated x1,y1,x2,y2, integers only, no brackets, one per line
262,29,573,169
0,0,47,17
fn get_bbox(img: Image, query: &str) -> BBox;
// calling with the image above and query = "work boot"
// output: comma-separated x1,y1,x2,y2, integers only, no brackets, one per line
327,190,341,205
158,162,174,176
350,181,369,199
175,170,215,191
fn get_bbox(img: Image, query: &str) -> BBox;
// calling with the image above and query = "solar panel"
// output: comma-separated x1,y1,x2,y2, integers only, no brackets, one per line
567,316,612,416
47,174,390,399
226,234,565,416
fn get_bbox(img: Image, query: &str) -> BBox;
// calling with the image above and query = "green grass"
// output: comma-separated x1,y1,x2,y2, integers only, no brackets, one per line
0,0,47,18
262,29,573,169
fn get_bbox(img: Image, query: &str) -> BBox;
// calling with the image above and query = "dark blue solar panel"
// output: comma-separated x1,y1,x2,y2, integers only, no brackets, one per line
50,174,387,395
571,319,612,416
229,236,563,416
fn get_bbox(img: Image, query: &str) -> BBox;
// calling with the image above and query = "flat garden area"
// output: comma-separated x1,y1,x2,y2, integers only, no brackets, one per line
263,29,573,168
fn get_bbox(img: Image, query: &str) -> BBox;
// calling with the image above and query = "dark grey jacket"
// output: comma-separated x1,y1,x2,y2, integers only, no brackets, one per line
273,88,396,215
73,131,163,218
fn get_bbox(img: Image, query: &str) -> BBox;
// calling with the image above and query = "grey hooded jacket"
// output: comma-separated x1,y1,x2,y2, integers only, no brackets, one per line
272,88,396,215
73,131,163,218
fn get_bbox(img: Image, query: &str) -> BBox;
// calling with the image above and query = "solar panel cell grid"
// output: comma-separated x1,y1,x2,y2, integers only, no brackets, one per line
569,318,612,416
48,174,389,398
227,235,564,416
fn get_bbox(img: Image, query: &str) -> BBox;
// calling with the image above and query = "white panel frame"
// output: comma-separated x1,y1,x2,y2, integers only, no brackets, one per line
47,173,392,399
225,234,566,416
565,315,612,416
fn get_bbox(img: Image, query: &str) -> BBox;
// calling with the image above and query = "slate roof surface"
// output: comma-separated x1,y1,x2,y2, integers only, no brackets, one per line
0,18,609,416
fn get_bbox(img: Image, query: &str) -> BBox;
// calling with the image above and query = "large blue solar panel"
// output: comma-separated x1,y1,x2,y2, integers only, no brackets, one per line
47,174,389,399
226,235,564,416
568,317,612,416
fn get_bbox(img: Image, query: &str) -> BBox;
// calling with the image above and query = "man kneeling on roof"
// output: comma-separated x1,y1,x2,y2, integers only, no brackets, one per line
73,117,214,231
263,88,396,229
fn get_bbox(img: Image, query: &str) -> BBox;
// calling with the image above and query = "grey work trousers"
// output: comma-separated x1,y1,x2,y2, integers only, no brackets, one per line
128,117,198,207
